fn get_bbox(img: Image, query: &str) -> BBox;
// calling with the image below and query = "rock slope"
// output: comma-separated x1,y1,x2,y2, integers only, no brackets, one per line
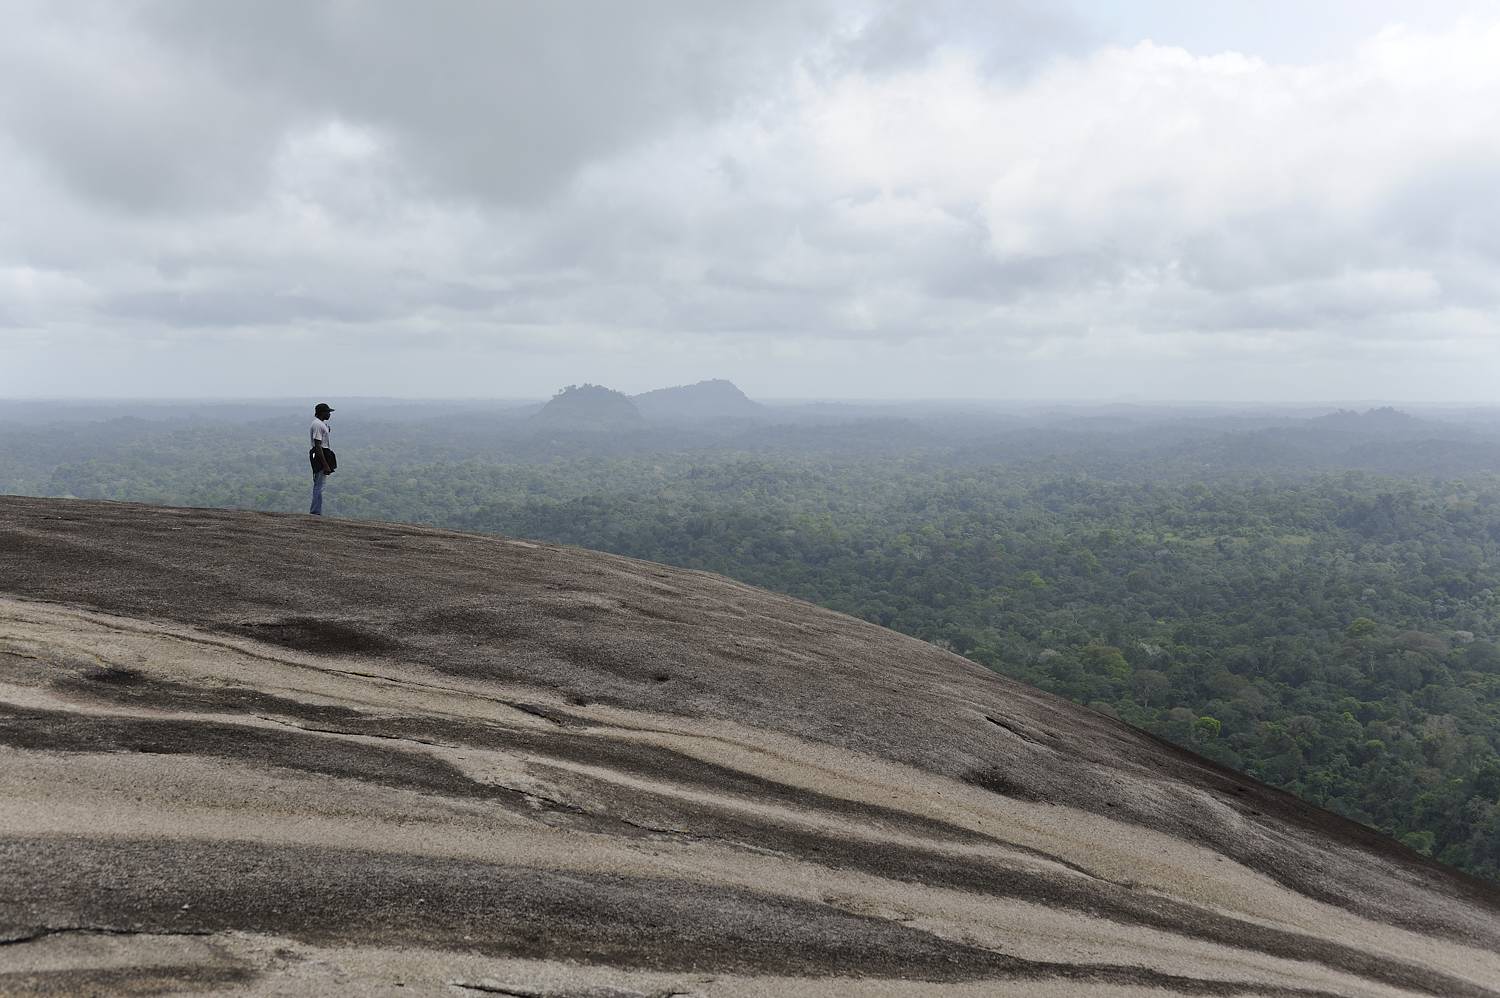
0,496,1497,996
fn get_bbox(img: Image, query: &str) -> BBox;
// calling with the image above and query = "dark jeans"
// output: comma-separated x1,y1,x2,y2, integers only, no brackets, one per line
310,471,327,515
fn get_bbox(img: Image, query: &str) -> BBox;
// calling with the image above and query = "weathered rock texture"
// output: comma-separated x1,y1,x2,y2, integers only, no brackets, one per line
0,495,1496,996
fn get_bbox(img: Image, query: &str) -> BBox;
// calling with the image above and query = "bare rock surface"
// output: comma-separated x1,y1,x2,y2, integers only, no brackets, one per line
0,495,1497,996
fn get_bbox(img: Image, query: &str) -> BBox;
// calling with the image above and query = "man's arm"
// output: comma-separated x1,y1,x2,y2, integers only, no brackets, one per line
313,438,333,474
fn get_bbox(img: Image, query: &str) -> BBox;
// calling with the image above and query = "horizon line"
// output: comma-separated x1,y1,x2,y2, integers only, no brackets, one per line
2,394,1498,409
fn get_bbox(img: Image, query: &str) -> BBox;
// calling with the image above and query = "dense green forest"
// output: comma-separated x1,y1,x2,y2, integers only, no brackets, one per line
4,398,1500,882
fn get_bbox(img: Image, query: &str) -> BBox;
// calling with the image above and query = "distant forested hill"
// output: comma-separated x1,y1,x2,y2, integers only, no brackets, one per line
535,384,644,431
632,379,766,423
3,400,1499,882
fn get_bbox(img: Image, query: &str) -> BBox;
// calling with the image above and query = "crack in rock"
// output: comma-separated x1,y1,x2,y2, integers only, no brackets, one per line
253,713,441,747
0,925,216,946
984,714,1049,747
451,982,691,998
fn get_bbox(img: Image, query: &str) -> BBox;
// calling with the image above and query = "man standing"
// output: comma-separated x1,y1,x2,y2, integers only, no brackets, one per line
309,402,335,515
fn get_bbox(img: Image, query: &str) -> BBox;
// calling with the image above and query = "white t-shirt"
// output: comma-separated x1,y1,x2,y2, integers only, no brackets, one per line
310,417,331,447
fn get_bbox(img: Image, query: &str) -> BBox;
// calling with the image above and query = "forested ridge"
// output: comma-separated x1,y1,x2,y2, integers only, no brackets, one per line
454,463,1500,882
5,401,1500,882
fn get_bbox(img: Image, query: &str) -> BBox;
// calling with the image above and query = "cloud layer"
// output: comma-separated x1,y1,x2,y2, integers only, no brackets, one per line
2,0,1498,400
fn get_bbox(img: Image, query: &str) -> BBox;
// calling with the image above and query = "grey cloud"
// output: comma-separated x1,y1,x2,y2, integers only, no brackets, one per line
0,1,836,215
422,281,508,313
103,288,390,327
3,2,1499,401
1178,291,1414,336
837,0,1086,79
135,0,832,208
103,273,525,328
922,250,1123,303
1177,213,1345,296
0,4,287,215
1172,201,1499,338
1378,160,1500,262
701,268,828,298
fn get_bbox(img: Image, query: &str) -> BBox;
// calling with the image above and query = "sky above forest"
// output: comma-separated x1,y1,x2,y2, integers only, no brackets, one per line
2,0,1498,401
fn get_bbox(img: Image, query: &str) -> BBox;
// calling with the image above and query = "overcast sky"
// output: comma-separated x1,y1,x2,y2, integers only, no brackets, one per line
2,0,1498,401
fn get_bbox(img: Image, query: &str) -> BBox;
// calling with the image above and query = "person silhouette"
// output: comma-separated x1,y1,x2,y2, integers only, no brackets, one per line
309,402,335,515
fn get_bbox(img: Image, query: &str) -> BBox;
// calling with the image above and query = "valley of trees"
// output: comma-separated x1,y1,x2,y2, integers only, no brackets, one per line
4,394,1500,882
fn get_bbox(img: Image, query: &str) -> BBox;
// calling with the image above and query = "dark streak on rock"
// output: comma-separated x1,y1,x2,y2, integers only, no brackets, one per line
984,714,1048,747
451,983,683,998
531,766,1496,998
965,766,1053,804
0,835,1031,982
59,669,369,727
0,926,255,998
11,680,1494,994
0,702,554,821
507,702,588,728
0,925,217,946
49,668,1005,849
252,714,441,748
0,964,257,996
231,616,400,656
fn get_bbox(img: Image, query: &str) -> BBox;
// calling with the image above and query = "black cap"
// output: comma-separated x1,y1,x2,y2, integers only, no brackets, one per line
314,402,334,414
